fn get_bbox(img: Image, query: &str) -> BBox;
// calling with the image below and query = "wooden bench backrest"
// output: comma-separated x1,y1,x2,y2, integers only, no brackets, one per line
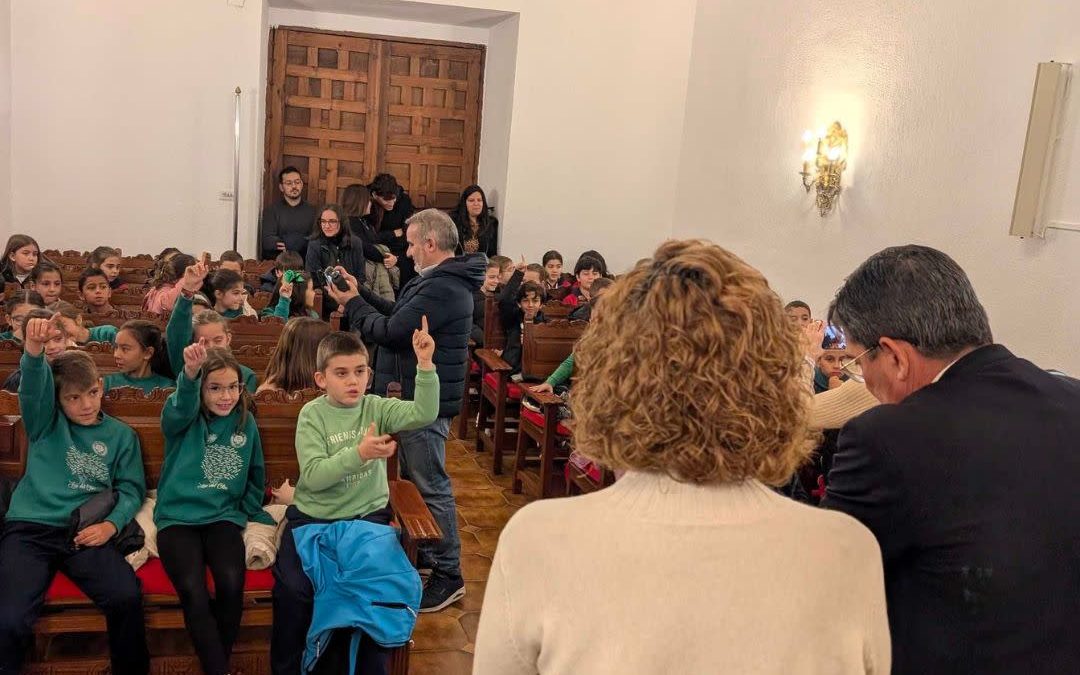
542,301,571,320
483,294,507,351
0,340,21,386
521,319,587,382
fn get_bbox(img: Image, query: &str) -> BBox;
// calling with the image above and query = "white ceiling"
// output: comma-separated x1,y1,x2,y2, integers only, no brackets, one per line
268,0,515,28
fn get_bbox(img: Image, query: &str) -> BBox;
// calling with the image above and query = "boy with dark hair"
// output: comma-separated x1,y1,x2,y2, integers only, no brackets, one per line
785,300,812,326
218,251,257,298
569,276,614,322
489,255,513,286
561,255,603,308
0,316,148,674
524,263,545,285
471,260,502,346
79,268,115,316
271,327,439,674
260,250,305,293
499,259,547,375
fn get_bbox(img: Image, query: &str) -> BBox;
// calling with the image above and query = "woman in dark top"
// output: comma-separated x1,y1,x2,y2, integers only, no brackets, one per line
341,184,399,270
451,185,499,258
367,173,416,284
304,204,370,309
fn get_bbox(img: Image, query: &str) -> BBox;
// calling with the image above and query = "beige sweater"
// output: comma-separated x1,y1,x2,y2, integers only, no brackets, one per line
474,471,890,674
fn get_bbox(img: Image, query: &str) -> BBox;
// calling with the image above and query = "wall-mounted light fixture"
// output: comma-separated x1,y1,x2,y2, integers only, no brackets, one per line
800,122,848,216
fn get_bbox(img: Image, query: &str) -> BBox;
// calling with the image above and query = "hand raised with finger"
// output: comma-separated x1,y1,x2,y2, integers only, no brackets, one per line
515,255,527,272
412,315,435,367
24,316,60,356
183,261,209,292
279,279,293,299
183,339,209,379
357,422,397,460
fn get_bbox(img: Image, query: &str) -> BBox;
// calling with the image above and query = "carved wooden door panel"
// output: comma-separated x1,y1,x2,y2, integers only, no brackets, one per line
264,28,484,210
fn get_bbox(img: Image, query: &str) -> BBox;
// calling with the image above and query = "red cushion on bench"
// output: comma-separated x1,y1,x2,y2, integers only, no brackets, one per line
483,372,523,400
520,408,571,436
470,360,480,375
46,559,277,601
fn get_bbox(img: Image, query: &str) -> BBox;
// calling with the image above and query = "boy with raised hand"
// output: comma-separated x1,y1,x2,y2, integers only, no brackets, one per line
0,315,149,674
270,321,440,675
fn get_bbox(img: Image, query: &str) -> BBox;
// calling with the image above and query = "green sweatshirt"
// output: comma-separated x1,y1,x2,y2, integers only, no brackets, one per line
167,294,257,393
87,325,118,344
6,352,146,530
103,371,175,394
220,308,243,319
260,296,318,320
547,353,576,387
0,331,16,341
154,370,274,531
293,367,440,520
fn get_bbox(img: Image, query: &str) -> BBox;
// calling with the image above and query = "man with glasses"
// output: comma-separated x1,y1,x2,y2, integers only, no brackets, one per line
823,245,1080,675
260,166,318,260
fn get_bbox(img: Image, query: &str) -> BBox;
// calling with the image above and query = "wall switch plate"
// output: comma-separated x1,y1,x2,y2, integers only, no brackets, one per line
219,191,236,201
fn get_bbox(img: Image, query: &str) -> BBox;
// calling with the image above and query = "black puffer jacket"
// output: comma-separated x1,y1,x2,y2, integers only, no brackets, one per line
344,253,487,417
305,233,370,287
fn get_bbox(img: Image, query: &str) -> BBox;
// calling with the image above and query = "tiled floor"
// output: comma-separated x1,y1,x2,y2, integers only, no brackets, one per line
407,425,535,675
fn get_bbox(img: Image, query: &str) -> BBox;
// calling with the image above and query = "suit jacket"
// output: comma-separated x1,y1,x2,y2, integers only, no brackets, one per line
824,344,1080,675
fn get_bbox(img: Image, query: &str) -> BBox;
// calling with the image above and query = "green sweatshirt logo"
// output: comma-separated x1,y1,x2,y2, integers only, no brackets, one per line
66,445,110,492
199,433,244,490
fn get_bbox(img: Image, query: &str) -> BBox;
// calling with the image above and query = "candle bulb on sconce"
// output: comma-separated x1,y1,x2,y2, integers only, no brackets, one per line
799,121,848,216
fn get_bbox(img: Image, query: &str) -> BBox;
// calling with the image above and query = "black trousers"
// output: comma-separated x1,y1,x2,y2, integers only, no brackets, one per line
271,505,393,675
157,521,246,675
0,520,149,674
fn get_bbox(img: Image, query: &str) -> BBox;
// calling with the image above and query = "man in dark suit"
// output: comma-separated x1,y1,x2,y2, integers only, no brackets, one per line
823,245,1080,674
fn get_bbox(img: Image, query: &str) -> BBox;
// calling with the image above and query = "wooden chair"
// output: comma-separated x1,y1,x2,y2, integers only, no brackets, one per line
0,339,23,387
1,386,438,675
78,342,122,376
512,320,587,498
565,453,615,496
474,295,519,474
233,343,276,375
457,293,504,440
542,300,571,320
81,309,166,330
229,315,286,348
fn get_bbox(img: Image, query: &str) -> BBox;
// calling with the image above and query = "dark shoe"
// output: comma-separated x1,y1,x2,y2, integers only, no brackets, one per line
419,573,465,613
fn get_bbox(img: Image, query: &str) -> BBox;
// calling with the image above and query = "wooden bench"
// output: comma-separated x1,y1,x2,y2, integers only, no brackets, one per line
513,320,587,498
474,295,520,474
0,386,439,675
458,294,505,441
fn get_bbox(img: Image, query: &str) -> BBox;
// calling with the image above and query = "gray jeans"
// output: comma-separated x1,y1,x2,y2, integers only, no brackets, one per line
396,417,461,579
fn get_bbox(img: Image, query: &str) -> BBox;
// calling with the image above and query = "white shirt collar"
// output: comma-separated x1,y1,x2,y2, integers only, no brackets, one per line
931,357,963,384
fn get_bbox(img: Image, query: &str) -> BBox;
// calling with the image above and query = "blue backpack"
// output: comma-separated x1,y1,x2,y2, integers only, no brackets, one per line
293,519,422,672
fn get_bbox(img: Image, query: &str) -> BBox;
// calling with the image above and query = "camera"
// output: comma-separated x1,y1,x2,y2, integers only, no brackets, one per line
323,267,351,292
822,324,847,350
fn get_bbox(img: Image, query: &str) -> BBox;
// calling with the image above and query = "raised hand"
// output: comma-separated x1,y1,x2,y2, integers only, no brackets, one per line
279,279,294,299
515,255,527,272
24,315,63,356
802,320,826,361
412,315,435,368
357,422,397,460
182,261,210,293
183,339,209,379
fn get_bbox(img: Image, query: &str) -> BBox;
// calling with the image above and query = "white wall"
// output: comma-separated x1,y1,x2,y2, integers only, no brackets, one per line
10,0,268,257
673,0,1080,373
476,15,517,222
268,6,490,44
0,0,11,236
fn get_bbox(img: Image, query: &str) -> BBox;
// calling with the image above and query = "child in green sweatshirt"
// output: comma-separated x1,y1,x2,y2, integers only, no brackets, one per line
0,314,149,673
103,320,175,394
166,259,258,393
155,340,274,675
271,324,440,673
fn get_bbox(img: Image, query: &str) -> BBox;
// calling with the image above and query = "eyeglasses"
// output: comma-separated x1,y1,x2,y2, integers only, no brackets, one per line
839,346,877,383
282,180,303,188
319,219,340,225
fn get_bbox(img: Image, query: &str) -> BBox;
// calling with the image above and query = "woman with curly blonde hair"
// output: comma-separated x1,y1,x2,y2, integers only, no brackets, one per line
474,240,889,674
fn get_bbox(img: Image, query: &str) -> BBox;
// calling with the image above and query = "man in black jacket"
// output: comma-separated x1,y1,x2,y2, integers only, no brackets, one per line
824,245,1080,674
326,209,486,614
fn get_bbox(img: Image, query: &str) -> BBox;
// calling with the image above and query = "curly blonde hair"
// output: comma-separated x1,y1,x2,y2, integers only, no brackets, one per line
571,239,814,485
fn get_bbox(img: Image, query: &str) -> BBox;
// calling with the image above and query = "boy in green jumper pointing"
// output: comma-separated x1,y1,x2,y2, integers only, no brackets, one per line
0,315,149,674
270,321,440,675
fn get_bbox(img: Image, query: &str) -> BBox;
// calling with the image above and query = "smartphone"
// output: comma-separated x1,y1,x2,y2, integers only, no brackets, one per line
822,324,846,350
323,266,351,292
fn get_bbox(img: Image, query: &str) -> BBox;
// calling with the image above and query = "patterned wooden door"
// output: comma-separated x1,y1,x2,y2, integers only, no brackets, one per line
264,28,484,210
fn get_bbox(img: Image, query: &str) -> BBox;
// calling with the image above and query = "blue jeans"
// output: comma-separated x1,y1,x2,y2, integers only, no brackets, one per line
396,417,461,579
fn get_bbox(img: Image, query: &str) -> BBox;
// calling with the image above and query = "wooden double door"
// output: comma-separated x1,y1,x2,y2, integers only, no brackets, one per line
264,27,485,210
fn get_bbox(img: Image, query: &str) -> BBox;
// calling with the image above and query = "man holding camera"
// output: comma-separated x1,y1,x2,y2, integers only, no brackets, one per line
325,208,487,613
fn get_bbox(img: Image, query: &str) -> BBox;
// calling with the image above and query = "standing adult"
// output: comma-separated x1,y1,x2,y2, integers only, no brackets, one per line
367,174,416,286
324,209,486,613
824,245,1080,675
473,240,889,674
450,185,499,258
260,167,318,260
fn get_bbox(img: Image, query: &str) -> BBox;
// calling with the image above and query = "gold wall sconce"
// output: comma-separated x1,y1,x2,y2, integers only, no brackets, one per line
800,122,848,216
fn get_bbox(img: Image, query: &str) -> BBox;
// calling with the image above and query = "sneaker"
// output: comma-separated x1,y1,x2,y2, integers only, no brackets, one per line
419,573,466,613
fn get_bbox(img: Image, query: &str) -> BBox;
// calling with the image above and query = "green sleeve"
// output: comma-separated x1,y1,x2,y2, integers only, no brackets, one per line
104,430,147,531
87,325,118,344
161,370,201,439
376,367,440,434
166,293,194,376
243,367,258,393
19,352,57,441
241,424,274,525
547,353,575,387
262,296,290,319
295,406,366,492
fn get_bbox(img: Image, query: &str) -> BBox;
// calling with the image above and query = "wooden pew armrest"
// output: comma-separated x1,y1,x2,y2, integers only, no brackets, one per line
522,389,564,407
389,479,442,546
475,348,511,372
